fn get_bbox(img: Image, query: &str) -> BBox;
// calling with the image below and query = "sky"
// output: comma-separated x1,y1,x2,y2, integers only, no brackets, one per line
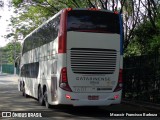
0,0,14,47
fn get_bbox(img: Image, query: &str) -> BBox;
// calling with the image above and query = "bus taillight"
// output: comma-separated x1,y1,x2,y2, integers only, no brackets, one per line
58,9,67,53
65,94,71,99
59,67,72,92
114,95,119,99
114,11,119,14
114,69,123,92
67,8,72,11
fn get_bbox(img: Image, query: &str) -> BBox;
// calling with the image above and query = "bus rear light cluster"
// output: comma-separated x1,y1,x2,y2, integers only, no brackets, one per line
114,95,119,99
67,8,72,11
59,67,72,92
114,11,119,14
65,94,71,99
113,69,123,92
58,9,67,53
58,35,66,53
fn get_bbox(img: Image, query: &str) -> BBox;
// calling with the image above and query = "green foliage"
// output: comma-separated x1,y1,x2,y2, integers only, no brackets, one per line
150,35,160,51
10,0,92,39
124,40,141,57
2,42,22,64
125,16,160,56
15,5,54,37
123,0,133,16
149,18,160,52
12,0,23,7
10,0,160,58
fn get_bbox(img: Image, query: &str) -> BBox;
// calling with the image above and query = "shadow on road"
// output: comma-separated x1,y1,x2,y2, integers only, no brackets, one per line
0,75,158,119
49,106,107,117
48,103,156,117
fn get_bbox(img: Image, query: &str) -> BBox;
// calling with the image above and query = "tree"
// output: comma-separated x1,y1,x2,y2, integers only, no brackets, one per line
9,0,124,39
9,0,160,55
2,41,22,64
125,12,160,56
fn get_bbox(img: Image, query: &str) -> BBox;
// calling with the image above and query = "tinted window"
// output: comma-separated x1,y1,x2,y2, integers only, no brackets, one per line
22,15,60,54
20,62,39,78
67,10,120,34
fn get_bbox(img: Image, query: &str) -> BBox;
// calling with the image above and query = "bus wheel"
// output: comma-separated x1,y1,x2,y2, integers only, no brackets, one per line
44,90,52,109
22,84,29,98
20,81,23,91
38,87,45,106
22,86,25,96
22,83,25,96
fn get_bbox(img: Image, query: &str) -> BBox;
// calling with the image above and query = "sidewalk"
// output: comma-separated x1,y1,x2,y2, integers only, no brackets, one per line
0,73,10,76
0,73,19,81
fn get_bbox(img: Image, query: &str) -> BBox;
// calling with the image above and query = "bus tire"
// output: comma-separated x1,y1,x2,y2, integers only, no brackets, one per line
20,81,23,91
22,84,29,98
22,87,25,96
38,87,45,106
22,83,25,96
44,90,52,109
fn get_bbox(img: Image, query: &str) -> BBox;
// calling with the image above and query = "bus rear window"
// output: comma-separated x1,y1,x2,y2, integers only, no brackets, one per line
67,10,120,34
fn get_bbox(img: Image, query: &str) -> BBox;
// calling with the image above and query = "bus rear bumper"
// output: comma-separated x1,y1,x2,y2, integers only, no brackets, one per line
71,99,120,106
56,90,122,106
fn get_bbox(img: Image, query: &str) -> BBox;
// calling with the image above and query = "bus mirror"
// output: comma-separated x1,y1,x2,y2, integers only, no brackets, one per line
15,56,20,68
15,62,18,68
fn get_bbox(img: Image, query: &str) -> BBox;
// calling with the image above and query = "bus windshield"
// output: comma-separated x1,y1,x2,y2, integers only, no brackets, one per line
67,10,120,34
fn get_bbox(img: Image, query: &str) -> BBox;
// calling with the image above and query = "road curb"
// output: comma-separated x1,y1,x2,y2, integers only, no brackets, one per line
0,73,10,76
0,74,18,81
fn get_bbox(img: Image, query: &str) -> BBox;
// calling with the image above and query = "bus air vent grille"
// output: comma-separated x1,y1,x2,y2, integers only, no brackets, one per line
70,48,117,74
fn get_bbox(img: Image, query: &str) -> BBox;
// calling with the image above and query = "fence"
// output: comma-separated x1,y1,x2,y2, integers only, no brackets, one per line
2,64,14,74
1,64,19,74
123,52,160,104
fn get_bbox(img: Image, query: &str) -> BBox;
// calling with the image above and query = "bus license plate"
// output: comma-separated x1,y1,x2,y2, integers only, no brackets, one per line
88,95,99,100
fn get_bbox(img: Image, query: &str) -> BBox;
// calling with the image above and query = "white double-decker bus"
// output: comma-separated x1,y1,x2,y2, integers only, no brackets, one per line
17,8,123,108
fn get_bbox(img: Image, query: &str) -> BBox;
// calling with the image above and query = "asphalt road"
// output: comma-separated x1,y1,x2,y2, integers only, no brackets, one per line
0,74,159,120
